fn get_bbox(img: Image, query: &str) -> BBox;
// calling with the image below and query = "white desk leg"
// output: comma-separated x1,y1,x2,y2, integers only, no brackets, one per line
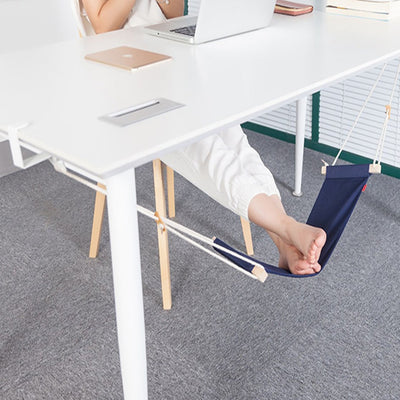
293,96,307,197
106,168,148,400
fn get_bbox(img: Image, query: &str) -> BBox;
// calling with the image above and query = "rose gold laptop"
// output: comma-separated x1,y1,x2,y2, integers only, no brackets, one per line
85,46,171,70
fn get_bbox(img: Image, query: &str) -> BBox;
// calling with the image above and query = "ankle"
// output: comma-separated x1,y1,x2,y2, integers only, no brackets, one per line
279,216,298,245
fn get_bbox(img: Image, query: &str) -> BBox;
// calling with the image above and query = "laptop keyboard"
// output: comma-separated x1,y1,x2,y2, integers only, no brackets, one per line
170,25,197,37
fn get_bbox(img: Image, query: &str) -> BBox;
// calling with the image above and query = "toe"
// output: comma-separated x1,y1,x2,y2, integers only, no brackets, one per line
312,263,321,273
315,230,327,248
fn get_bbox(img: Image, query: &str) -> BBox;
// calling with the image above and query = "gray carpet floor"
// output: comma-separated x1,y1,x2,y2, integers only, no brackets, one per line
0,130,399,399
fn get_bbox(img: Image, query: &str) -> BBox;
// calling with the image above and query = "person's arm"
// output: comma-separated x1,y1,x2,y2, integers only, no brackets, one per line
82,0,136,33
156,0,184,19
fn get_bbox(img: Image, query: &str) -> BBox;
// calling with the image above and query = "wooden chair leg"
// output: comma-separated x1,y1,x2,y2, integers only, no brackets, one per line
240,217,254,256
166,165,175,218
153,159,172,310
89,183,107,258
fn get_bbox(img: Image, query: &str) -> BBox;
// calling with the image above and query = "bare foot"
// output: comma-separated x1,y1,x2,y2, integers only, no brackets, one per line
278,242,321,275
283,218,326,265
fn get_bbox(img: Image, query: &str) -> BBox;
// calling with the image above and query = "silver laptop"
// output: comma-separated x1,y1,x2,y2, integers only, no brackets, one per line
145,0,277,44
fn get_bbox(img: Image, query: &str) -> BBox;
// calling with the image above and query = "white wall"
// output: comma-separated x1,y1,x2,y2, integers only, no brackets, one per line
0,0,78,176
0,0,78,53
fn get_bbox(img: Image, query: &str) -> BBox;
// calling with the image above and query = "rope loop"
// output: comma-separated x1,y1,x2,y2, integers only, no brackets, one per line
154,211,166,232
385,104,391,119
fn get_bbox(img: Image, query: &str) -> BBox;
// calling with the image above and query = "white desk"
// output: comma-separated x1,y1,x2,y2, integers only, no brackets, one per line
2,11,400,400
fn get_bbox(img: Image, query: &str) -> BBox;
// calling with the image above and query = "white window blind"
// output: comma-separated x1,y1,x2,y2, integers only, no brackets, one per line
319,59,400,167
250,97,313,139
188,0,201,15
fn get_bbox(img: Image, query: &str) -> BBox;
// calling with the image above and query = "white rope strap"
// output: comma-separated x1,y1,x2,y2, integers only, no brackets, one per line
164,223,257,280
49,157,108,195
373,59,400,165
137,205,264,280
333,63,388,166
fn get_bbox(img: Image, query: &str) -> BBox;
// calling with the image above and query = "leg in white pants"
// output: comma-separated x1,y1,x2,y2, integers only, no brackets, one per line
161,125,280,220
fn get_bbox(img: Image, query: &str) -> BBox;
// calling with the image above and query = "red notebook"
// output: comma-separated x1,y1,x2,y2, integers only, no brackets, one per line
274,0,313,16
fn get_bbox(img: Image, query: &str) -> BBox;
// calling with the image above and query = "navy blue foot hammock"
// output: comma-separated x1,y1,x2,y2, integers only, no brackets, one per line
212,58,400,280
213,164,377,279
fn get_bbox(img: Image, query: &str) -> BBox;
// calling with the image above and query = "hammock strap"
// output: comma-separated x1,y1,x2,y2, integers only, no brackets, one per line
163,222,257,280
136,205,260,280
373,59,400,165
333,63,388,166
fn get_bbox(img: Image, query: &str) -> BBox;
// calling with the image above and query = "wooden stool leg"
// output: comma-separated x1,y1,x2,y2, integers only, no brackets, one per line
240,217,254,256
89,183,107,258
166,166,175,218
153,159,172,310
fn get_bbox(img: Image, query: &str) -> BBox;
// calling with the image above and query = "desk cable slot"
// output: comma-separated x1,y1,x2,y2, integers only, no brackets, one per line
100,98,184,127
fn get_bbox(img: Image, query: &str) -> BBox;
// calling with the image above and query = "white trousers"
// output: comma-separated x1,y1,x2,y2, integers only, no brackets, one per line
161,125,280,220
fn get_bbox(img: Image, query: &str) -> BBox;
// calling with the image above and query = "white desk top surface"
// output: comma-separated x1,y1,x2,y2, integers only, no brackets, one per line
1,11,400,178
